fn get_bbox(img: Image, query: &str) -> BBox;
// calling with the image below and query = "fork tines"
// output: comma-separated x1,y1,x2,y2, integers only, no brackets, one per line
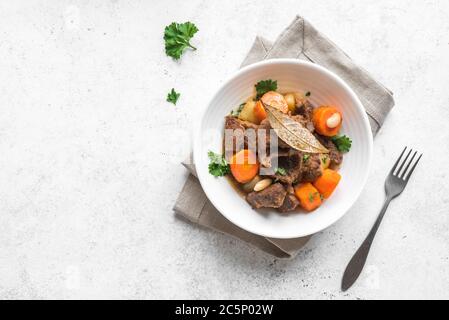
391,147,423,181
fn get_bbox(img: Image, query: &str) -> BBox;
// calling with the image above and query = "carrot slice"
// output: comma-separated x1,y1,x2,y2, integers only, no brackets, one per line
260,91,289,114
294,183,322,212
313,169,341,199
312,106,342,137
254,100,267,123
230,150,259,183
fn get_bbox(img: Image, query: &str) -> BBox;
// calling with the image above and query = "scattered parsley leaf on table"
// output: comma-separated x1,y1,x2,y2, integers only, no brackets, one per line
255,79,277,99
164,22,198,60
167,88,181,105
208,151,230,177
331,135,352,152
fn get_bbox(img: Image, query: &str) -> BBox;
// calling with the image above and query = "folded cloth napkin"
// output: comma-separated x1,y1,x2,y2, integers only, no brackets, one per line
173,15,395,258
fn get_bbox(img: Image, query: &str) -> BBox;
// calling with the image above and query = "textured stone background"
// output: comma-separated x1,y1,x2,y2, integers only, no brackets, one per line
0,0,448,299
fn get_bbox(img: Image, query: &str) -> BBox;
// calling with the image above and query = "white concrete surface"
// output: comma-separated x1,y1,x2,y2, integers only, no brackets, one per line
0,0,448,300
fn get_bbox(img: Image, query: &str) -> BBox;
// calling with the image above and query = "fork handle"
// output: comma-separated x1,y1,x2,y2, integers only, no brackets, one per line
341,197,392,291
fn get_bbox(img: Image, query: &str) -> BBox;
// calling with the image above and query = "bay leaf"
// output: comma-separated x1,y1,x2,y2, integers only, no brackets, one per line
264,104,329,154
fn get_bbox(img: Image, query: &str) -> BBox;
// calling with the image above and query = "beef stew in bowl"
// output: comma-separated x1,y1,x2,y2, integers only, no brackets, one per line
208,79,351,214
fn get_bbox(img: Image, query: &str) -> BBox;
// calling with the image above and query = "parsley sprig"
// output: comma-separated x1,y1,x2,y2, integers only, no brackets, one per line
164,22,198,60
308,192,320,203
166,88,181,105
275,167,287,176
255,80,277,99
331,135,352,152
208,151,230,177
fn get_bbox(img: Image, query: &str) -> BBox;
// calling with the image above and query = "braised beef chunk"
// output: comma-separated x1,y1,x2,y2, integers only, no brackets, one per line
295,100,315,132
246,183,287,209
327,147,343,168
224,116,259,158
301,153,323,182
225,117,273,151
290,93,315,131
225,115,245,131
285,184,295,194
259,149,290,169
259,118,270,128
271,150,323,184
256,119,274,153
277,138,291,150
279,194,300,212
295,100,314,122
291,114,314,133
314,134,343,168
239,119,259,130
224,116,245,156
271,150,302,184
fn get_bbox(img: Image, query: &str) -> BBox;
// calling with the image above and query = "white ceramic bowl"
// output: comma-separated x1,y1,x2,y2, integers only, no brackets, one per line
193,59,372,239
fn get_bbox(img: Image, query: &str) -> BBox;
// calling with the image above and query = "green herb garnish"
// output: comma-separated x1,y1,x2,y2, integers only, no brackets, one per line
303,154,310,163
308,192,320,203
275,167,287,176
231,103,245,117
255,79,278,99
321,154,329,165
166,88,181,105
164,22,198,60
331,135,352,152
208,151,230,177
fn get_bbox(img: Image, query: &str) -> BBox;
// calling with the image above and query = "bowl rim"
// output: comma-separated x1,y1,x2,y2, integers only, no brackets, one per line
193,58,373,239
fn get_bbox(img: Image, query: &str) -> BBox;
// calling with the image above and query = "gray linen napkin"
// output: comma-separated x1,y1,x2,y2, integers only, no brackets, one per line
173,15,394,258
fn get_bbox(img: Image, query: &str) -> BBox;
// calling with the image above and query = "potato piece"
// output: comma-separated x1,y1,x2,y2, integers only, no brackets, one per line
320,153,330,170
238,100,259,124
284,93,296,112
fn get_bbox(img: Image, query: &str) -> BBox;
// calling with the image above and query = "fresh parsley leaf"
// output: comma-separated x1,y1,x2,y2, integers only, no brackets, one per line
320,154,329,166
255,79,277,99
230,103,245,117
303,154,310,163
307,192,321,203
331,135,352,152
308,192,320,203
275,167,287,176
166,88,181,105
208,151,230,177
164,22,198,60
305,91,311,97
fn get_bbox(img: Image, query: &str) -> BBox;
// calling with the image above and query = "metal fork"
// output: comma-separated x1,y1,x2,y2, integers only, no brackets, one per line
341,147,422,291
